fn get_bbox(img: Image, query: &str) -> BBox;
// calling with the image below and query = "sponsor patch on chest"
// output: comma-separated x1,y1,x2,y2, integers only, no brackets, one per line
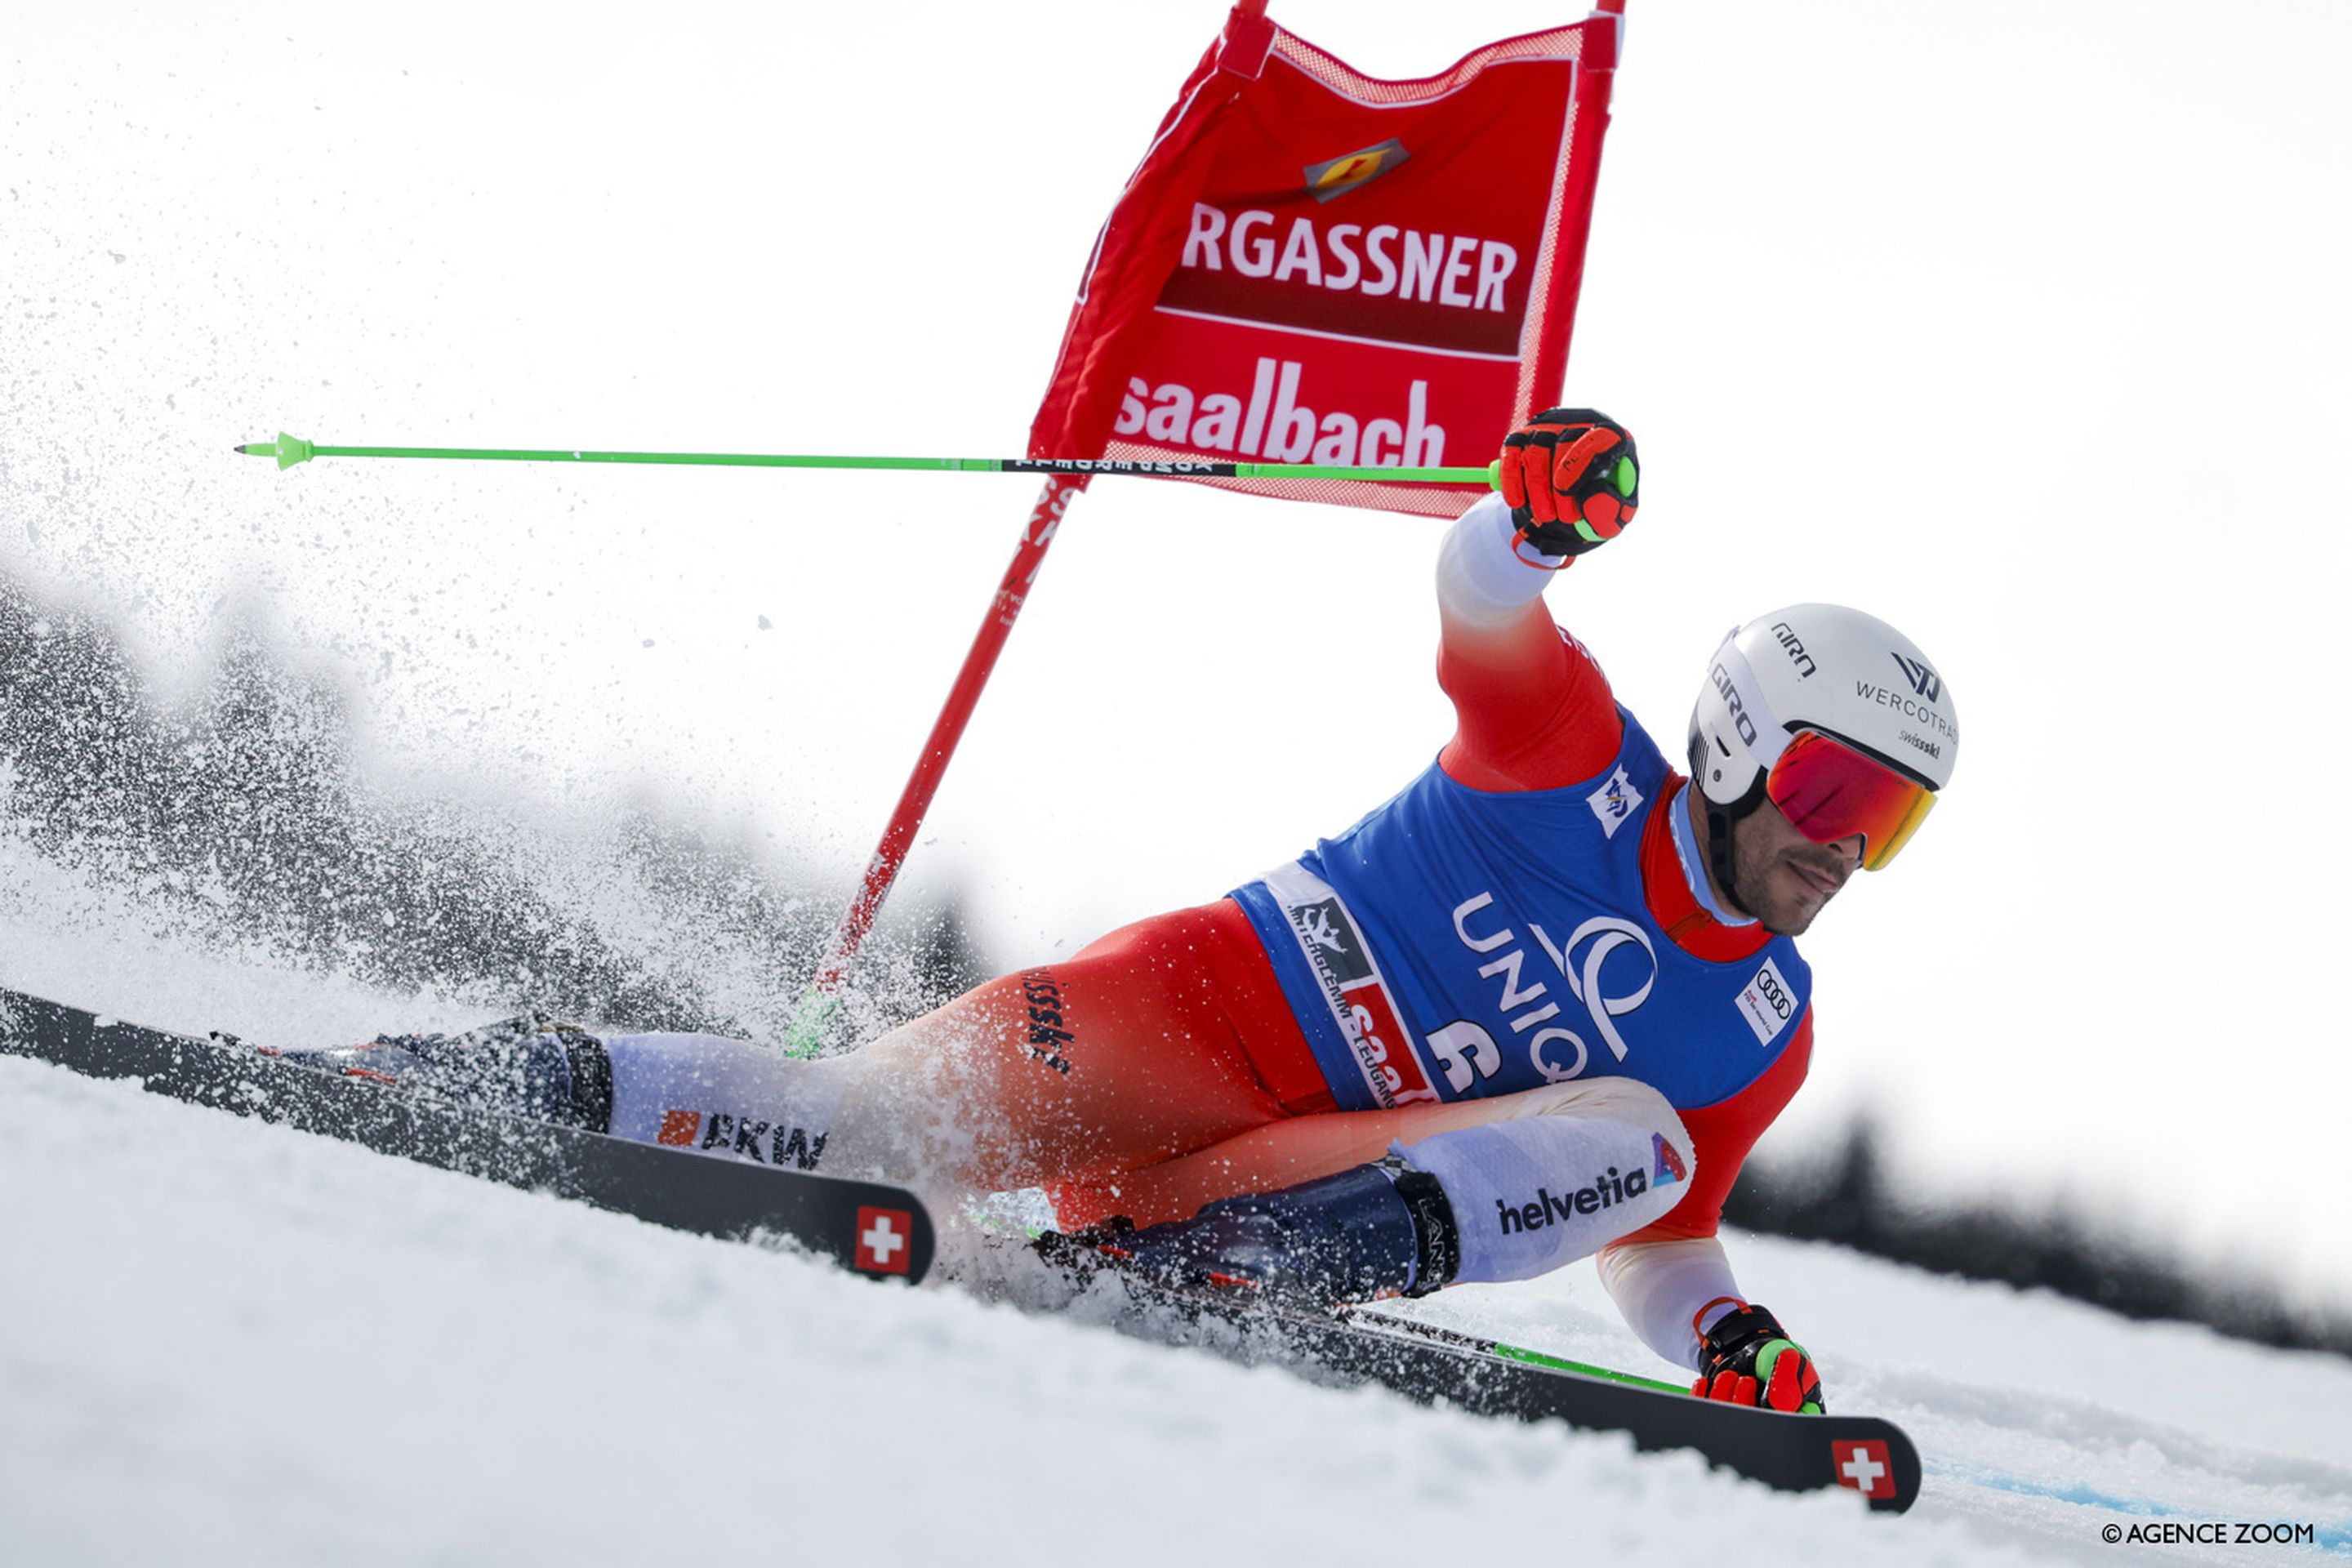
1585,765,1645,838
1734,956,1800,1046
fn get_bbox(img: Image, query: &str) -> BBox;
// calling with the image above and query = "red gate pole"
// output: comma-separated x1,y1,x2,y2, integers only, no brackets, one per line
790,472,1089,1042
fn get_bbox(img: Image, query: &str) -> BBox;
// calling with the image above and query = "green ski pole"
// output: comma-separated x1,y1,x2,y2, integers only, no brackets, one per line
233,432,1504,488
1336,1307,1691,1395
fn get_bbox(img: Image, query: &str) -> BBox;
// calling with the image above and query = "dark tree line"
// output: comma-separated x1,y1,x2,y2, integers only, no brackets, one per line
1724,1120,2350,1359
0,570,988,1045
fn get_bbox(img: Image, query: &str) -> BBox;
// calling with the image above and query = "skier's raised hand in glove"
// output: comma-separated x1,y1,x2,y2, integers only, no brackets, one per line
1496,408,1639,559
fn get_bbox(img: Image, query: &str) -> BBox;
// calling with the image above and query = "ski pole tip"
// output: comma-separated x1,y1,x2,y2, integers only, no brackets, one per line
234,432,315,470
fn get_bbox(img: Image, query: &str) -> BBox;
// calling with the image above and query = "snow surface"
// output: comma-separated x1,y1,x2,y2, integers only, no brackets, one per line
3,1048,2345,1568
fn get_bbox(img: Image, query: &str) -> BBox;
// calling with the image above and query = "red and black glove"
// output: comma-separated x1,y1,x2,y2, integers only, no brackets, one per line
1496,408,1639,559
1692,1303,1826,1414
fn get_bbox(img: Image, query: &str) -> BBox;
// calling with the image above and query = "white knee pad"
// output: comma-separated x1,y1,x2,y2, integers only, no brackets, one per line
1394,1078,1695,1285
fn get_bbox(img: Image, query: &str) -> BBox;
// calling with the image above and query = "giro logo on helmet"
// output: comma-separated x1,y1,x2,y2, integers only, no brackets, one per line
1770,622,1817,679
1709,664,1759,746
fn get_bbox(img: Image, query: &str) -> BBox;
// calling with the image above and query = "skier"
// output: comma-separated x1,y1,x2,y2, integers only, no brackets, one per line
284,412,1957,1414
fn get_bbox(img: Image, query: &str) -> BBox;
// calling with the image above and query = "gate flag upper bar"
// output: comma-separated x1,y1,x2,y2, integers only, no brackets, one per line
804,2,1627,1027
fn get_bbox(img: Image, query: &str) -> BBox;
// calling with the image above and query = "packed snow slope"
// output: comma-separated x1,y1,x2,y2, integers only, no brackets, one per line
2,1040,2346,1566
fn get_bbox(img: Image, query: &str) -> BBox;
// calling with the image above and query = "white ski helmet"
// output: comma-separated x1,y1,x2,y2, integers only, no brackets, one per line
1687,604,1958,875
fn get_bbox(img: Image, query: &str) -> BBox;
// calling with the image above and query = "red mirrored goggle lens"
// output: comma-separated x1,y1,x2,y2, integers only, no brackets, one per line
1765,729,1937,871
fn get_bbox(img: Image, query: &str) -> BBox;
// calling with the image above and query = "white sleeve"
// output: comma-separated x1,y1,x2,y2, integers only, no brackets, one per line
1594,1236,1746,1373
1435,491,1552,627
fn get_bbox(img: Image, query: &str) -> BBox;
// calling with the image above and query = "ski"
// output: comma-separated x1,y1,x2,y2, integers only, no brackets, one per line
0,987,935,1283
1043,1245,1922,1512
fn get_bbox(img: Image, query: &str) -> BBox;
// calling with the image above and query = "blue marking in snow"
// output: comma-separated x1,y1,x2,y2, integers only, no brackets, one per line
1927,1462,2352,1555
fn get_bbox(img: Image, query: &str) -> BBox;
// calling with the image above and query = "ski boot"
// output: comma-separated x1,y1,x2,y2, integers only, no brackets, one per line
1046,1156,1461,1304
253,1013,614,1131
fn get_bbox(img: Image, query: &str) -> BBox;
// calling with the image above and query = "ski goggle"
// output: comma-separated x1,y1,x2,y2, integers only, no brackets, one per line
1766,729,1938,871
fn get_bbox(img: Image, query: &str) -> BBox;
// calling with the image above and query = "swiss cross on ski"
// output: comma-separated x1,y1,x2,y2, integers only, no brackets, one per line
1834,1441,1894,1499
856,1207,915,1275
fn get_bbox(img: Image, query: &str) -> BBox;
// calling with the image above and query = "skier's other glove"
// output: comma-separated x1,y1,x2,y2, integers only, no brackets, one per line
1691,1302,1825,1414
1496,408,1639,559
